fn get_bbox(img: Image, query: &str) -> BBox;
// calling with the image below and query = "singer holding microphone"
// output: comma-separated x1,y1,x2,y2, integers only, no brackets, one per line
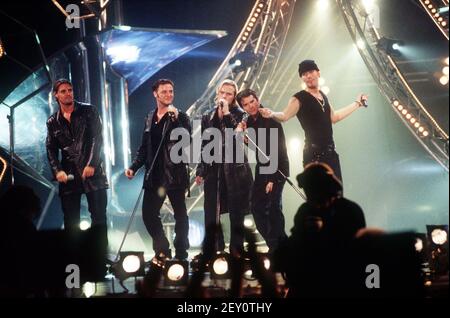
46,79,109,242
125,79,191,262
195,79,253,257
236,88,289,255
259,60,368,184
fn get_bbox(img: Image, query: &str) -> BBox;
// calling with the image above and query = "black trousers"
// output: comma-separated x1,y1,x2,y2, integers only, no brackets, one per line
142,187,189,258
251,178,287,253
303,147,343,183
60,189,108,232
204,166,245,255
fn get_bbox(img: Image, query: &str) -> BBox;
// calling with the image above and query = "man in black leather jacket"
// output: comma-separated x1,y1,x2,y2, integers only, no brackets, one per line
46,79,108,242
195,79,253,257
125,79,191,261
236,88,289,254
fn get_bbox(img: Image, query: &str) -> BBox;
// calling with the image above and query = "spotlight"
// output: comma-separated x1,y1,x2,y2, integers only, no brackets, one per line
0,37,5,59
356,39,366,50
164,260,189,286
445,57,449,66
209,252,232,279
439,75,449,85
229,50,262,73
422,131,429,137
427,225,447,246
443,66,449,76
362,0,376,12
426,225,449,275
111,251,145,282
317,0,330,10
377,37,404,56
414,122,421,128
79,219,91,231
401,109,408,115
243,217,254,229
410,117,416,124
392,99,400,107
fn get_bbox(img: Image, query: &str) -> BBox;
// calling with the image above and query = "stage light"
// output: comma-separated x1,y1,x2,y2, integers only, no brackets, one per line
0,37,5,59
397,105,403,111
82,282,96,298
443,66,449,76
362,0,376,12
289,138,302,151
377,37,404,56
229,50,262,73
392,99,400,107
79,219,91,231
401,109,408,115
406,114,412,120
356,39,366,50
243,269,254,280
410,117,416,124
111,251,145,282
415,238,424,252
210,252,232,279
0,156,7,183
317,0,330,10
418,126,425,133
439,75,449,85
414,122,421,128
445,57,449,66
422,131,429,137
426,225,449,275
164,260,189,286
244,217,254,228
430,228,448,245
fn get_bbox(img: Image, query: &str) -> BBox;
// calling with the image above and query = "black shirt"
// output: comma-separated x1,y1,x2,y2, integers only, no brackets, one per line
150,111,169,187
246,111,290,183
293,90,334,147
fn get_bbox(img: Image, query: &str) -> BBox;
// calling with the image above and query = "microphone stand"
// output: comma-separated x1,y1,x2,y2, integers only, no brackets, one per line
114,117,172,262
241,125,306,201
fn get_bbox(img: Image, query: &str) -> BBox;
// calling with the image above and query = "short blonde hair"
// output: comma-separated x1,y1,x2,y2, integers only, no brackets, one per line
215,79,239,107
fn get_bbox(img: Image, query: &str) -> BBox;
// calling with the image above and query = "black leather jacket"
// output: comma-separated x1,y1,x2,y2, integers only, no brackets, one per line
129,110,191,190
196,105,253,212
46,102,109,196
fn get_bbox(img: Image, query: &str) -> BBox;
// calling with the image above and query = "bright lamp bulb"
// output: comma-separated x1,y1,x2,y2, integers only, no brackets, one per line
167,264,185,281
213,257,229,275
122,255,141,273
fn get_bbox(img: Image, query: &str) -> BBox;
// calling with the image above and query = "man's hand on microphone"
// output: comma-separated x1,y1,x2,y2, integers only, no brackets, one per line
167,105,179,120
356,93,369,107
125,169,135,180
220,99,230,116
82,166,95,180
236,121,247,132
56,171,68,183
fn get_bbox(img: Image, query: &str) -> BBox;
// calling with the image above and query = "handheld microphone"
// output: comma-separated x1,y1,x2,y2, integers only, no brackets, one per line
167,105,176,121
218,100,224,108
242,111,250,123
361,99,368,108
67,174,75,181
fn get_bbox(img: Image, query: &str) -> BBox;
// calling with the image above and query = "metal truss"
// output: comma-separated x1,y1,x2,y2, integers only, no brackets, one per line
159,0,297,227
337,0,449,171
417,0,449,40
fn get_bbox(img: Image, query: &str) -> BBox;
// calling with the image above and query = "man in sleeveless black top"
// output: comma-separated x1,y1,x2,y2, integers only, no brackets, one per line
260,60,367,183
